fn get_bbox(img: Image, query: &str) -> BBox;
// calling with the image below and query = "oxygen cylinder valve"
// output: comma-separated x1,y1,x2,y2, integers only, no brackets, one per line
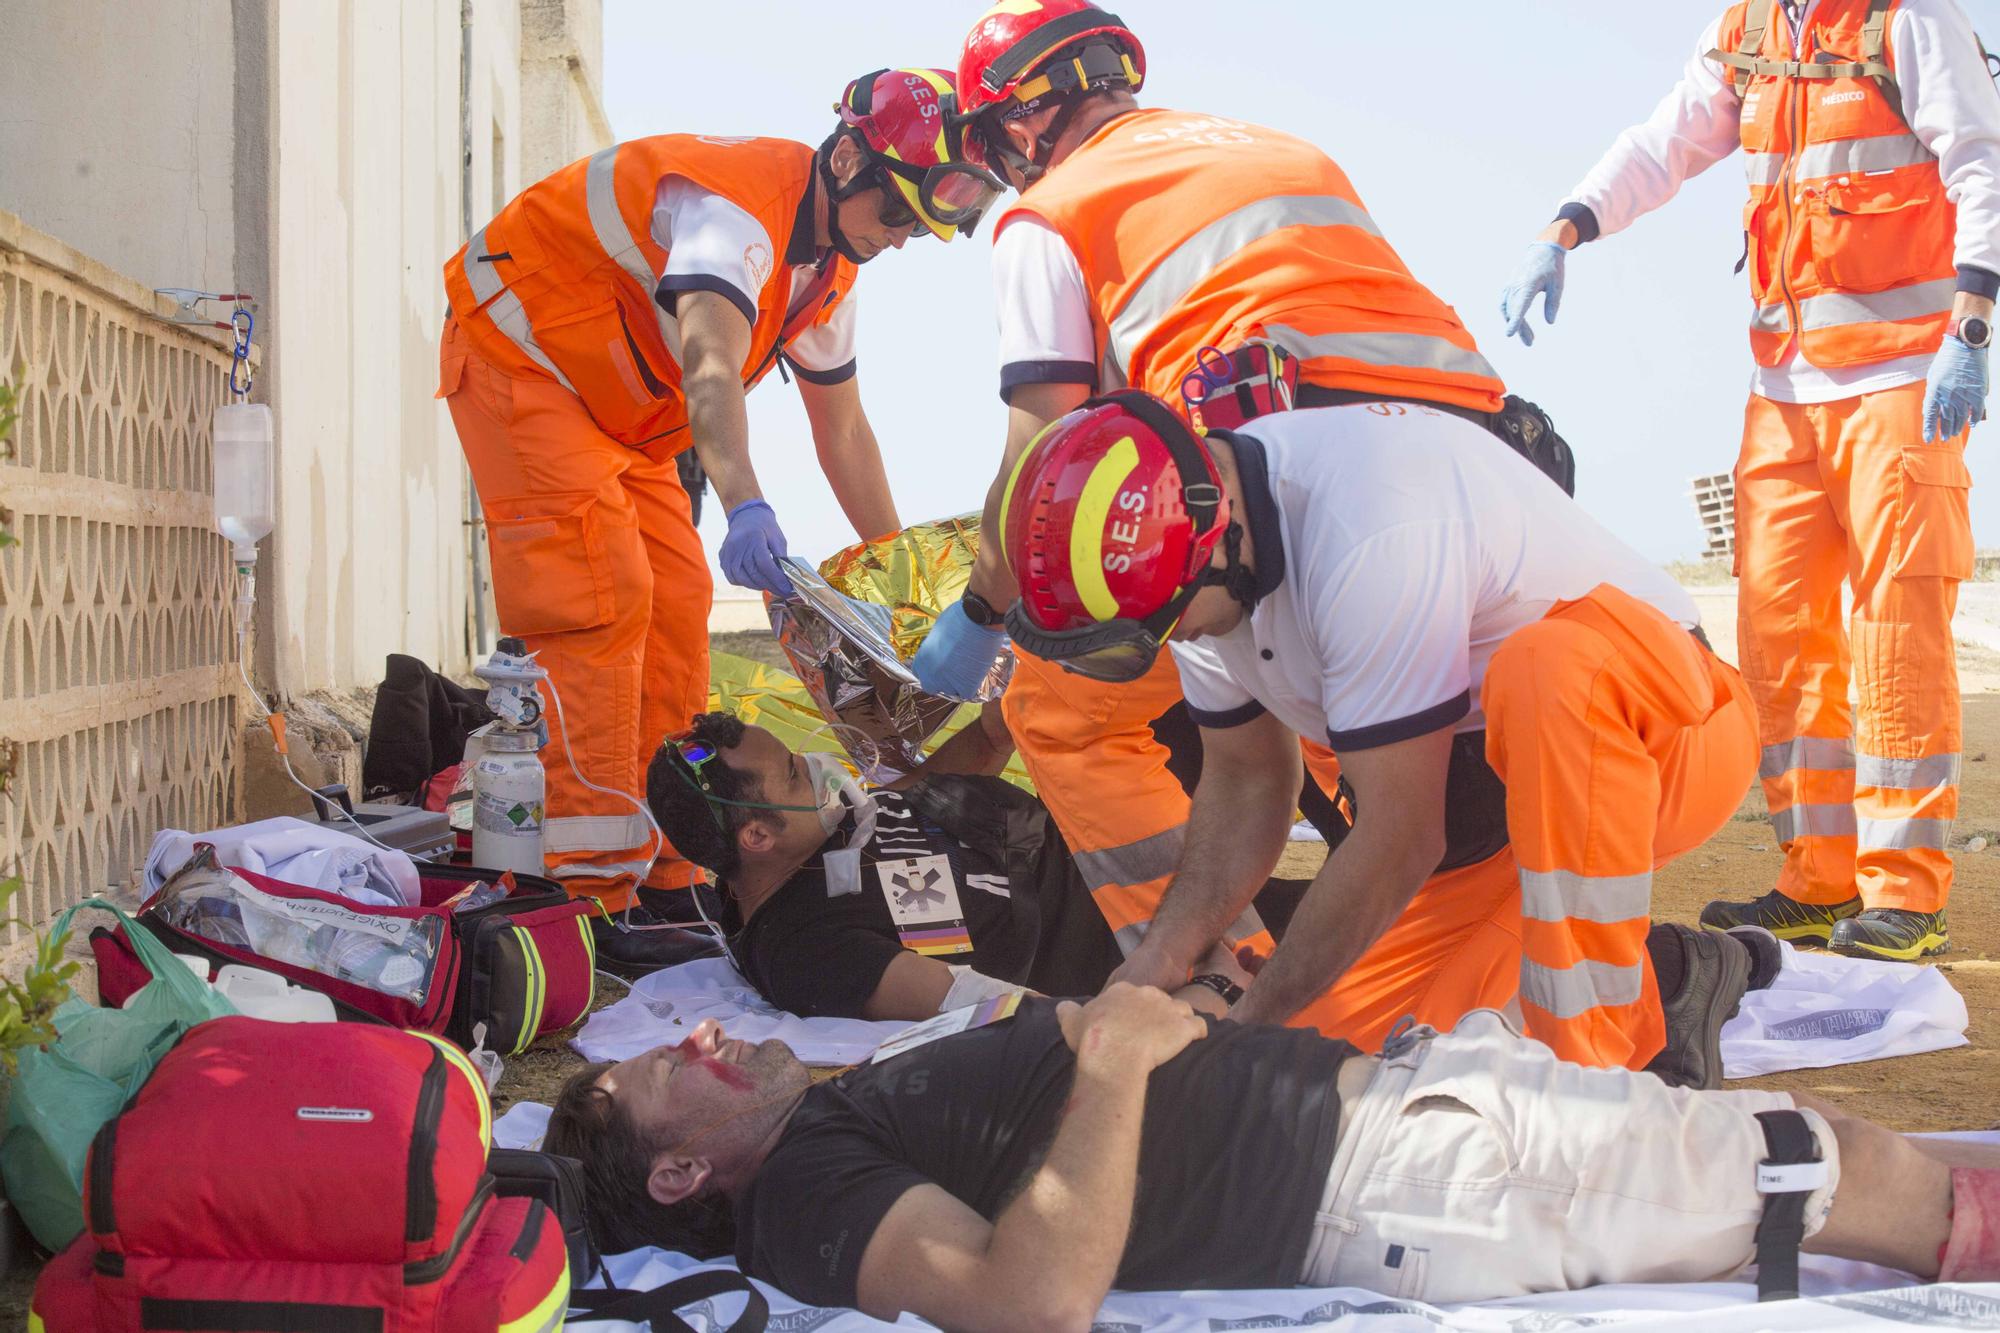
475,636,549,740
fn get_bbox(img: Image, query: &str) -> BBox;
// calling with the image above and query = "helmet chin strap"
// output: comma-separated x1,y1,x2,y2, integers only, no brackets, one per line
817,139,871,266
1196,522,1259,611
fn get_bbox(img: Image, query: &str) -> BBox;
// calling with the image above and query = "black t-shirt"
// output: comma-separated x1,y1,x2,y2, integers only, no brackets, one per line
734,998,1356,1306
727,781,1122,1018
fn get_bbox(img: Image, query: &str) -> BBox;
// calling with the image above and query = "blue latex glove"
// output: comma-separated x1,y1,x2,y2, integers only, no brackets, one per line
1923,335,1990,442
719,499,794,596
1498,241,1568,347
911,600,1007,700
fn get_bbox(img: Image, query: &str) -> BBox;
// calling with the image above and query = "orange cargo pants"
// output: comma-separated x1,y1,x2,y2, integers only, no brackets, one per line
1735,383,1972,914
1003,649,1277,957
1294,586,1759,1069
440,317,706,910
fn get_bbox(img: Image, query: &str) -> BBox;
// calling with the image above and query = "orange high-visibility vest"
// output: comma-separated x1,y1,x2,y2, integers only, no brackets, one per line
1715,0,1956,368
443,136,856,447
996,108,1505,415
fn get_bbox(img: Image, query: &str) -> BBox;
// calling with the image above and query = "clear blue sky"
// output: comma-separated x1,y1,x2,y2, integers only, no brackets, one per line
602,0,2000,585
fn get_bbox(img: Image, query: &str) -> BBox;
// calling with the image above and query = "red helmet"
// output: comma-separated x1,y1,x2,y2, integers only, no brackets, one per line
999,391,1232,683
958,1,1146,120
835,68,1004,240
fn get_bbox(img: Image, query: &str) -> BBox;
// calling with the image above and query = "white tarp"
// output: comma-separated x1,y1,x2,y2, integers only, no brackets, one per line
1722,940,1968,1078
573,957,910,1068
143,816,422,907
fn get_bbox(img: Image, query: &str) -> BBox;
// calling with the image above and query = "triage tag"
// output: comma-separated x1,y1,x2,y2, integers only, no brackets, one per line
877,854,972,957
871,992,1023,1064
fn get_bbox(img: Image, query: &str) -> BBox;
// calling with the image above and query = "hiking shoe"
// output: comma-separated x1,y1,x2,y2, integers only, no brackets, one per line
1699,889,1861,946
637,881,727,927
1725,923,1784,993
1829,908,1950,962
591,902,723,979
1644,922,1752,1090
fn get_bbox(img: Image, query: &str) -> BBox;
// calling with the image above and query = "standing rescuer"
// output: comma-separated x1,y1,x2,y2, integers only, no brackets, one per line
440,70,1001,969
1500,0,2000,961
911,0,1514,962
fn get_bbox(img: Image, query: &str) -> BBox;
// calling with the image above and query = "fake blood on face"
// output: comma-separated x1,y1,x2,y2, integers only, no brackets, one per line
675,1035,755,1092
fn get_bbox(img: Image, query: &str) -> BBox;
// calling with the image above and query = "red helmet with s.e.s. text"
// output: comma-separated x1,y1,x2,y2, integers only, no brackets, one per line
999,391,1230,681
836,67,1003,239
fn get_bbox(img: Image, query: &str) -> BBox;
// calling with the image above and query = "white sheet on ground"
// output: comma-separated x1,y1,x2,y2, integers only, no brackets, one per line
573,957,911,1068
1722,939,1969,1078
143,816,422,907
496,1101,550,1152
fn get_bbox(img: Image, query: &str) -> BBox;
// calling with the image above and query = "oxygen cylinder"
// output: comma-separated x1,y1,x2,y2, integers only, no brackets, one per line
470,726,547,875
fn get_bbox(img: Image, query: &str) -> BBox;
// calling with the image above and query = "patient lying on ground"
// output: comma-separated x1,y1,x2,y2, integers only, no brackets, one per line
647,711,1198,1020
546,989,2000,1332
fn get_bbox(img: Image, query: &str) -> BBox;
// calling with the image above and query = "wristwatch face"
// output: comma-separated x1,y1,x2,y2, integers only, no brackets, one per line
961,591,999,627
1962,317,1993,350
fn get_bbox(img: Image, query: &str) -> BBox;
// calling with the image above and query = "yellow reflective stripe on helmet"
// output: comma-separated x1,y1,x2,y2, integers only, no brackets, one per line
996,417,1066,568
511,926,547,1055
410,1031,494,1153
498,1261,571,1333
1069,436,1141,622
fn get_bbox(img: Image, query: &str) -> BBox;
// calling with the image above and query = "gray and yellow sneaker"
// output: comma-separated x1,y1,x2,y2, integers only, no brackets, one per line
1700,890,1861,946
1829,908,1949,962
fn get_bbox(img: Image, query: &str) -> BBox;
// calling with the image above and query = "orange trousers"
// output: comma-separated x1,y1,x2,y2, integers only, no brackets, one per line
440,317,707,909
1295,586,1759,1070
1003,649,1280,957
1735,383,1972,914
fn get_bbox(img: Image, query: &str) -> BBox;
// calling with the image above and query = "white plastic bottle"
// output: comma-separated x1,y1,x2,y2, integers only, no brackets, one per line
212,402,275,562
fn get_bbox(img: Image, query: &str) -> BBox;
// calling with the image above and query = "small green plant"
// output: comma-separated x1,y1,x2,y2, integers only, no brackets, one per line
0,381,15,549
0,877,80,1074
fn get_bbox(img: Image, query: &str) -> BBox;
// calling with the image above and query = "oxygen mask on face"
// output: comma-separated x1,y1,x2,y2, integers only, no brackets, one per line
803,749,875,841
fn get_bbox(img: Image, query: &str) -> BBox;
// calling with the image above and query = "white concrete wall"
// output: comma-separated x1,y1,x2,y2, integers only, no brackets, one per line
263,0,524,691
519,0,616,183
0,0,236,294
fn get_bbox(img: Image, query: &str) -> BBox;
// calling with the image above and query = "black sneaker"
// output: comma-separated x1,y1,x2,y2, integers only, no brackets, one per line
590,902,723,979
1829,908,1950,962
636,882,727,928
1725,924,1784,993
1644,923,1752,1090
1699,889,1861,946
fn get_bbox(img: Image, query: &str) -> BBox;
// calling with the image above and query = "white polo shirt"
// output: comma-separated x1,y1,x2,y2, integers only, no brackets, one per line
1170,405,1699,750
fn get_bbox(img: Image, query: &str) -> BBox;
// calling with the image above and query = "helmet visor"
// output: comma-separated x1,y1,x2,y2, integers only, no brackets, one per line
919,162,1005,229
1003,602,1176,685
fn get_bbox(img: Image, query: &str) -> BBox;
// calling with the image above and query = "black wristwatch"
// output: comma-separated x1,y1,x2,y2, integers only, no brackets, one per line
960,590,1002,627
1188,973,1245,1006
1951,315,1993,350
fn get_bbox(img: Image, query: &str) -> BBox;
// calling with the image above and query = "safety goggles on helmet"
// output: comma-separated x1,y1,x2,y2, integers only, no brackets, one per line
834,69,1006,240
1003,391,1235,684
874,152,1005,232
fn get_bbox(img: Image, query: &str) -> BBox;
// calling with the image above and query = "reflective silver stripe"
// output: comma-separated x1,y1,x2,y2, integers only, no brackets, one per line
1751,303,1790,334
1758,736,1856,781
1520,958,1644,1021
550,860,656,880
544,811,656,854
1856,753,1962,792
1075,823,1185,890
462,225,576,390
1100,194,1382,387
583,145,682,357
1519,868,1652,926
1113,921,1148,956
1744,152,1784,187
1795,133,1932,180
1226,903,1268,943
1799,278,1956,331
1770,802,1859,843
1262,323,1500,382
1857,816,1953,851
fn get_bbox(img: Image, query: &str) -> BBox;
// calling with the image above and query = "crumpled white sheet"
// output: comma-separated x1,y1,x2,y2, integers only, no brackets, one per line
546,1231,2000,1332
573,957,912,1068
1722,939,1968,1079
143,816,422,907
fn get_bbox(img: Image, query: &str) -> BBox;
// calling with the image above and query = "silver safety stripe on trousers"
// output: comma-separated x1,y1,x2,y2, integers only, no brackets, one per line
1520,957,1644,1020
463,226,576,391
1111,902,1266,958
1856,752,1962,791
1795,133,1933,180
1857,816,1953,851
552,860,656,880
1519,868,1652,926
1099,194,1382,388
1074,823,1186,890
544,811,657,854
583,145,683,358
1262,323,1499,382
1799,278,1956,331
1770,802,1859,843
1759,736,1856,781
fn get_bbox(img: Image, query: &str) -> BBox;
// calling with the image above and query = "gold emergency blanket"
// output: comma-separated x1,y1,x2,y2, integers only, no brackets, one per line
757,516,1015,785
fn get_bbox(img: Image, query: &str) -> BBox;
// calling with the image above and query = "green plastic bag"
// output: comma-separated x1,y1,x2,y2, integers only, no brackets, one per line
0,898,234,1250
